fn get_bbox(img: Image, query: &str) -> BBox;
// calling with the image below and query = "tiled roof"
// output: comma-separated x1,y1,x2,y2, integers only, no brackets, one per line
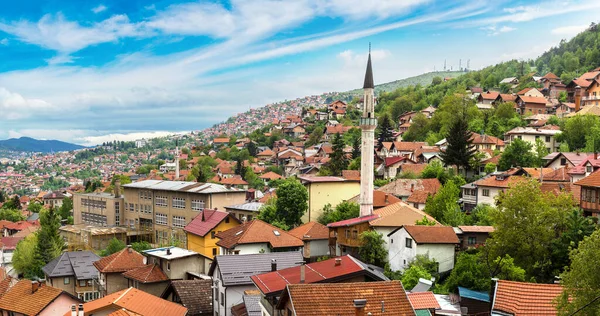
167,280,213,315
347,191,403,208
279,281,415,315
298,175,354,183
400,164,428,175
370,202,440,227
406,191,432,204
216,220,304,249
574,169,600,187
257,149,275,156
184,209,238,237
542,72,559,80
394,142,427,152
259,171,283,180
93,247,146,273
385,156,410,167
407,291,441,310
80,287,188,316
251,255,388,296
470,133,504,146
122,264,169,283
475,175,526,188
492,280,562,315
457,226,494,233
481,91,500,100
220,177,249,185
378,179,441,197
209,252,303,286
518,95,548,104
0,280,63,315
288,222,329,241
43,251,100,280
327,214,380,228
500,94,517,102
403,225,459,244
341,170,361,181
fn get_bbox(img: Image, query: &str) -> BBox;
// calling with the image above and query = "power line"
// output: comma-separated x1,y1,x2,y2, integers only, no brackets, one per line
569,294,600,316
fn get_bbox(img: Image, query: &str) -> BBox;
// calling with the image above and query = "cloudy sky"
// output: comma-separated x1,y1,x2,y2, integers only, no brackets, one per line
0,0,598,145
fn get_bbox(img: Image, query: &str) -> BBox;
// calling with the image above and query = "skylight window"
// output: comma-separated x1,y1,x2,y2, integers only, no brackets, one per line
273,230,280,236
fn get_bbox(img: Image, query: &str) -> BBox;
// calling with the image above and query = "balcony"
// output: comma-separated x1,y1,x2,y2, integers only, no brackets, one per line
582,95,600,101
360,117,377,128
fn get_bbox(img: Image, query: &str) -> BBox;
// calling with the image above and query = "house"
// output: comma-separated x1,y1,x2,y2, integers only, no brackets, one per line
224,202,264,222
500,77,519,86
42,251,101,302
208,252,303,316
122,264,170,297
454,226,494,250
275,281,415,316
258,171,283,184
185,209,241,260
378,178,441,201
216,220,304,255
477,91,500,105
574,169,600,217
231,290,261,316
0,280,81,316
471,174,526,206
288,222,330,259
515,95,549,115
346,191,403,210
544,152,592,169
504,126,562,153
143,247,206,280
298,175,360,223
43,191,67,209
491,280,562,316
256,149,275,162
93,246,146,297
516,87,545,98
406,291,440,315
161,279,213,316
582,78,600,107
457,286,491,315
75,287,188,316
387,225,459,273
380,156,416,179
213,138,231,149
251,255,390,313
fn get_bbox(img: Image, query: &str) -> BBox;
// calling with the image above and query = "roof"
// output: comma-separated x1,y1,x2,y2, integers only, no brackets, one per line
184,209,239,237
457,226,494,233
122,264,169,283
0,280,65,315
93,247,146,273
363,52,374,89
406,191,432,204
43,251,100,280
216,220,304,249
297,175,357,183
378,179,441,197
492,280,562,315
399,225,459,244
278,281,415,315
165,280,212,315
518,95,548,104
225,202,264,213
401,164,428,175
80,287,187,316
143,247,201,260
458,286,490,302
470,133,504,146
480,91,500,100
347,191,403,208
251,255,389,296
407,291,441,310
288,221,329,241
474,175,526,188
209,252,303,286
327,214,379,228
370,202,440,227
574,169,600,187
258,171,283,180
122,180,243,194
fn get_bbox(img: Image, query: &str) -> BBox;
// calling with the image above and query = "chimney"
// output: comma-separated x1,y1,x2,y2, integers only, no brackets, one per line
31,280,39,294
335,258,342,266
595,152,598,160
114,178,121,198
300,263,305,284
384,194,389,204
78,304,84,316
166,248,172,256
410,183,415,192
271,259,277,272
71,305,77,316
575,86,582,112
354,299,367,316
175,143,180,180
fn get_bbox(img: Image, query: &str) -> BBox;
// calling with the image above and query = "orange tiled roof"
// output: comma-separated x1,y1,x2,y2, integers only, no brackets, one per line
406,191,431,204
369,202,440,227
259,171,283,180
0,280,64,315
475,175,526,188
216,220,304,249
493,280,562,315
78,287,187,316
574,169,600,187
122,264,169,283
403,225,459,244
458,226,494,233
407,291,441,310
93,247,146,273
519,95,548,104
280,281,415,315
288,222,329,241
400,164,428,175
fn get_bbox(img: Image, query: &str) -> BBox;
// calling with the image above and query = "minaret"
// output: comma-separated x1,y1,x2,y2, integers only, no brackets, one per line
359,45,376,218
175,139,180,180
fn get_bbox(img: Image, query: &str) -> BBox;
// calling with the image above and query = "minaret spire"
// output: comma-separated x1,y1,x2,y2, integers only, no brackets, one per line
359,44,376,218
175,139,180,180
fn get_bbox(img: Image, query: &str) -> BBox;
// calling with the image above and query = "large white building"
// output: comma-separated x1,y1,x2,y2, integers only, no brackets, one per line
504,127,562,153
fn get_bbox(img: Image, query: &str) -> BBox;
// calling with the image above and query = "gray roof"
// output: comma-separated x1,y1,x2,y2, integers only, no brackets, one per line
123,180,244,194
363,52,374,89
225,202,264,213
243,294,262,316
168,280,213,315
42,251,100,280
209,252,303,287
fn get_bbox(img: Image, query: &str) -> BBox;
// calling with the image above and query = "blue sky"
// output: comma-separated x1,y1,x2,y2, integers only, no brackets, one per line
0,0,598,145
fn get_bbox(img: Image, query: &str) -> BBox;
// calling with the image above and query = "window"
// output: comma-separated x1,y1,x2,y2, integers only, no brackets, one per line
215,288,219,302
345,229,350,239
155,196,167,207
587,166,593,173
191,199,205,211
405,238,412,248
413,203,419,208
352,230,358,239
156,213,167,225
225,217,230,223
129,203,134,212
220,293,224,306
517,136,522,140
211,231,216,239
560,158,567,166
468,237,477,245
172,197,186,209
535,135,540,140
167,262,171,271
173,216,186,228
64,277,70,285
135,204,139,212
213,248,217,256
115,202,120,226
545,136,551,142
390,239,393,244
482,189,490,197
79,280,86,287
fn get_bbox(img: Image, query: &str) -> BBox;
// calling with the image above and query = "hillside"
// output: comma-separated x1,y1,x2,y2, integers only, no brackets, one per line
0,137,85,153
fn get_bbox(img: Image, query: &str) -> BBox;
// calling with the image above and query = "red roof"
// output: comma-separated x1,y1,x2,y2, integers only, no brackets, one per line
184,210,238,237
122,264,169,283
93,247,146,273
0,280,65,315
385,156,410,167
407,291,441,310
493,280,562,315
518,95,548,104
259,171,283,180
481,91,500,100
288,222,329,241
216,220,304,249
327,214,379,228
76,287,187,316
403,225,459,244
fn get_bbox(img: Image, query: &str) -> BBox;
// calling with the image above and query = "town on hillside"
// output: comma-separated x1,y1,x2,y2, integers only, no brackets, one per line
3,23,600,316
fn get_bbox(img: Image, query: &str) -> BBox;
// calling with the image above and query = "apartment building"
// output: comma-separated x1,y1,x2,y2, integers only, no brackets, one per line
73,192,125,227
504,127,562,153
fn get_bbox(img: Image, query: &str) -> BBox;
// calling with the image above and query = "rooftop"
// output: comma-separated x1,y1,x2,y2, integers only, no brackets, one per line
122,264,169,283
224,202,264,213
77,287,187,316
288,221,329,241
184,209,239,237
209,252,303,286
0,280,65,315
407,291,441,310
93,247,146,273
123,180,243,194
396,225,459,244
42,251,100,280
163,280,213,315
492,280,562,316
143,247,201,260
216,220,304,249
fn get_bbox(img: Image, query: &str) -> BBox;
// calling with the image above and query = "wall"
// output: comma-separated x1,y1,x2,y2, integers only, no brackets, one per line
105,273,129,296
333,222,371,248
138,281,169,297
38,293,80,316
212,266,258,316
73,193,124,226
225,243,270,255
47,277,75,296
374,227,394,251
387,228,417,272
416,244,456,273
306,239,329,258
476,186,502,206
169,256,204,279
507,133,559,153
304,182,360,223
187,218,240,259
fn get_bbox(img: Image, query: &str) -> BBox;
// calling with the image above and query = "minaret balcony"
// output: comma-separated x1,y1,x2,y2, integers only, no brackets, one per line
360,117,378,128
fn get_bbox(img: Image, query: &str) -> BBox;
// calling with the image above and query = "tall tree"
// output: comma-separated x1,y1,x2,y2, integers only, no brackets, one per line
34,207,64,276
351,134,361,159
358,231,388,268
440,114,476,175
329,133,348,176
258,178,308,229
377,112,394,143
497,138,536,170
12,234,41,279
58,197,73,220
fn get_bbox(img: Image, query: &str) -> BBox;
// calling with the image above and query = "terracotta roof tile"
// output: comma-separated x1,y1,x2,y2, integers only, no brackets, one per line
122,264,169,283
184,209,239,237
79,287,187,316
458,226,495,233
403,225,459,244
475,175,526,188
369,202,440,227
280,281,415,315
347,191,403,208
492,280,562,315
406,191,431,204
341,170,361,181
216,220,304,249
288,222,329,241
0,280,64,315
481,91,500,100
407,291,441,310
518,95,548,104
93,247,146,273
259,171,283,180
378,178,441,197
574,169,600,187
400,164,428,175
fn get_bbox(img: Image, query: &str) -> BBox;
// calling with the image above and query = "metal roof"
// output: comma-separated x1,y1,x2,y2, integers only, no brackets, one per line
123,180,244,194
209,252,303,287
42,251,100,280
143,247,201,260
225,202,264,212
458,286,490,302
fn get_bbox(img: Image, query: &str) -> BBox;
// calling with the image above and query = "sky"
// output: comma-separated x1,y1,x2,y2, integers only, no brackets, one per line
0,0,598,146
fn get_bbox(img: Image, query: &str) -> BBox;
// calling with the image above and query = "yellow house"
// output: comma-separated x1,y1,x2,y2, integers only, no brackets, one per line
298,176,360,223
184,210,241,259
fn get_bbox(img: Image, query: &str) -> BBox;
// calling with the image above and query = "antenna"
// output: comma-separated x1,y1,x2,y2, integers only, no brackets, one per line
368,42,371,54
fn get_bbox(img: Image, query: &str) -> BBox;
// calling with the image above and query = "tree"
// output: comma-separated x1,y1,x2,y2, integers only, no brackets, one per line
484,163,497,174
0,208,25,222
34,207,64,272
1,195,21,210
556,229,600,315
358,231,387,268
551,209,595,278
100,238,126,256
498,138,535,170
12,234,42,279
306,126,324,147
534,137,549,167
422,160,451,184
318,201,359,225
131,241,152,253
424,180,465,225
27,202,43,213
468,204,495,226
58,197,73,220
415,215,437,226
401,265,432,290
377,112,394,143
328,133,348,176
441,114,476,175
351,134,361,159
274,178,308,228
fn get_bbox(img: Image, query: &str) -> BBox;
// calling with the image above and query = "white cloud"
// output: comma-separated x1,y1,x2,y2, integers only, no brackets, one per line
0,87,54,120
0,38,7,45
481,25,516,36
551,24,588,36
92,4,107,14
489,2,600,24
315,0,430,20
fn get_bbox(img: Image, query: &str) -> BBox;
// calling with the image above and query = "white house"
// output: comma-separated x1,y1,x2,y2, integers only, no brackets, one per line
208,252,302,316
387,225,459,273
504,127,562,153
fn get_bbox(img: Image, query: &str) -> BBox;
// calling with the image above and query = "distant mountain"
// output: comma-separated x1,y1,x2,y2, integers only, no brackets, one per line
0,137,85,153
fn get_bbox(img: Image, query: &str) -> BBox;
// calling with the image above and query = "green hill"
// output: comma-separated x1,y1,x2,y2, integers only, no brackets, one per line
345,70,465,96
